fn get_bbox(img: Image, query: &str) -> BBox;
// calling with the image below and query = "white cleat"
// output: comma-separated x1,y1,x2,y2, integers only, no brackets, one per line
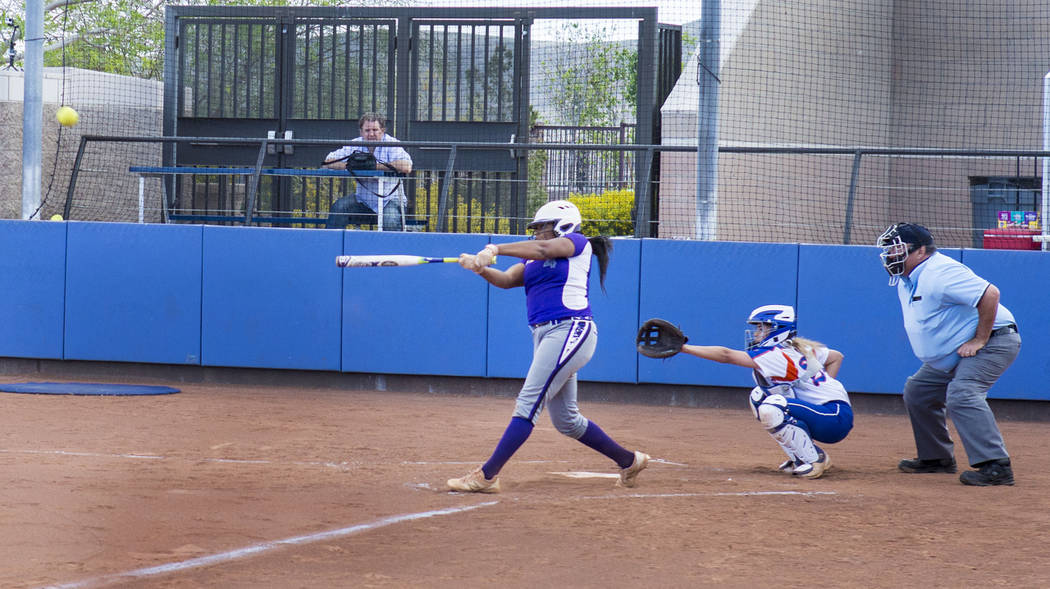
447,467,501,493
617,451,650,488
794,449,831,479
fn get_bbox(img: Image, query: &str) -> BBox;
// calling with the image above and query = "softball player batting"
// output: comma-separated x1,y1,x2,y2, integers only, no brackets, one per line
677,305,853,478
447,200,649,493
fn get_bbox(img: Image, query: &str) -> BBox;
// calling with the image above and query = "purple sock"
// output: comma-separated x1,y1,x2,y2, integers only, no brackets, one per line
577,421,635,468
482,417,534,479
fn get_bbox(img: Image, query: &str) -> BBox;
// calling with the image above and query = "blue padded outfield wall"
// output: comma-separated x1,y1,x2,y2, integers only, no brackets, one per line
0,219,1047,400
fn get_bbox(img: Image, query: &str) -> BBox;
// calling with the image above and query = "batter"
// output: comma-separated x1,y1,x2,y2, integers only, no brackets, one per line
446,200,650,493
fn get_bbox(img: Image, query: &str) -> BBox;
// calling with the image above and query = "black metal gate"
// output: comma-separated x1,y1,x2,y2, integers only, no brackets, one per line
408,18,530,231
168,12,401,219
162,6,668,233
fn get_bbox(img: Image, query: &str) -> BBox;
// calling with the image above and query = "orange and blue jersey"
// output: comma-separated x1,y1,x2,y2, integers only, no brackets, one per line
747,343,850,407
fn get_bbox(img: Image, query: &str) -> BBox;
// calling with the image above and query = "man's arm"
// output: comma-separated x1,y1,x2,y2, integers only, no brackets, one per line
383,158,412,174
379,142,413,175
322,146,355,170
957,284,999,357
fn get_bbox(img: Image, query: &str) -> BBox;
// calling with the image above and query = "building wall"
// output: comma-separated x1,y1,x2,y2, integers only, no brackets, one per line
0,68,163,221
658,0,1048,246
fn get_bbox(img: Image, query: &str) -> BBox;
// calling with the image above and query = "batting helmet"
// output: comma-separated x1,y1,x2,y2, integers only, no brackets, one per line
745,304,797,351
527,200,582,237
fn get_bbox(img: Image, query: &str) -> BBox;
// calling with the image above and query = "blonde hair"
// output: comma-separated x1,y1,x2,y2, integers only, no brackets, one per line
788,336,825,365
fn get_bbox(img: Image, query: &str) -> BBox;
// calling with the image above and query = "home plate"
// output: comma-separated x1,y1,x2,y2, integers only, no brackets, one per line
550,471,620,479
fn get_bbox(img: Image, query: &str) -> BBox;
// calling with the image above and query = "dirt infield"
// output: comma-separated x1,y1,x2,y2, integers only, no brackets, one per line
2,374,1049,588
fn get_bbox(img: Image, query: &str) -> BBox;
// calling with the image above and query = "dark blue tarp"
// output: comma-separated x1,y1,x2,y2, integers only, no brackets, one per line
0,382,180,396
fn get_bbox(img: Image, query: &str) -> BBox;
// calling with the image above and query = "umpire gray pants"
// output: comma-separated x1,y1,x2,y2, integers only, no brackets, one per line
902,331,1020,467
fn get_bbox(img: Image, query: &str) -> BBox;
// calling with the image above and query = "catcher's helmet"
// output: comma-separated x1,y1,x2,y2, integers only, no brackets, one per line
876,223,933,285
527,200,582,237
746,304,797,350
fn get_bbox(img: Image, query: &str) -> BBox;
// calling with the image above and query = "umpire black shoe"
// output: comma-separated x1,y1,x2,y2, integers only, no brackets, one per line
898,457,957,473
959,459,1014,486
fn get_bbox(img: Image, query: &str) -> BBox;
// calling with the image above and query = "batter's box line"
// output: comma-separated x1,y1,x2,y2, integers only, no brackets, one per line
575,490,838,500
0,448,357,471
41,501,500,589
401,459,576,466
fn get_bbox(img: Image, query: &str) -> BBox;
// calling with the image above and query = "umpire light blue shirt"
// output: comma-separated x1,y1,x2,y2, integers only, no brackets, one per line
897,252,1015,372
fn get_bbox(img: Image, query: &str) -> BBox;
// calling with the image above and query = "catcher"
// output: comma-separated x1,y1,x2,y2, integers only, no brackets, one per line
636,305,853,479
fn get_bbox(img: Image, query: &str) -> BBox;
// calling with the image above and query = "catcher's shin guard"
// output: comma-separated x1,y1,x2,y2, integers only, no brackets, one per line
752,392,820,465
769,423,820,465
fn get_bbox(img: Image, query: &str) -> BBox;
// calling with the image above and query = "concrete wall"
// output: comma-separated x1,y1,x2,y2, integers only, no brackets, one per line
0,68,163,222
2,220,1047,400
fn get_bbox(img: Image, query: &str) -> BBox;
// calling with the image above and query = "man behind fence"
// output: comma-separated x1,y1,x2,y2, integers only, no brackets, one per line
322,112,412,231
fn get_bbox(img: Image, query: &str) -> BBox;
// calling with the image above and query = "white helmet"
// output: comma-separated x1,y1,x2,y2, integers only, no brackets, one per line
745,304,797,350
527,200,582,236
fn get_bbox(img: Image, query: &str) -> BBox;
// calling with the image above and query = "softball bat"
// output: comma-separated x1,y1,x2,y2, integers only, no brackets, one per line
335,254,496,268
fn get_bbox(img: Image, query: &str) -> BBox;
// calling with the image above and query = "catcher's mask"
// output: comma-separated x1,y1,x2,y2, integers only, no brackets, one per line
528,200,582,237
745,304,797,351
876,223,933,286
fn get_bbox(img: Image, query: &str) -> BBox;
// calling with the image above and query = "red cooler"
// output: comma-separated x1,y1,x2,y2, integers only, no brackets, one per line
982,228,1040,250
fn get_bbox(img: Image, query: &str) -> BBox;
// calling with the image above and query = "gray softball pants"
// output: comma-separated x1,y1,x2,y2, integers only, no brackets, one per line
902,330,1020,467
513,318,596,439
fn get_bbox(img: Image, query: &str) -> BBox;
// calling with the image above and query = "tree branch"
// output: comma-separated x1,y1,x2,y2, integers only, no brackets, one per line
45,0,95,13
44,27,107,52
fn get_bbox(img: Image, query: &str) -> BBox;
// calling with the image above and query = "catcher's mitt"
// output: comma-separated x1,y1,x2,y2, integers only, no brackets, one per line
636,318,689,359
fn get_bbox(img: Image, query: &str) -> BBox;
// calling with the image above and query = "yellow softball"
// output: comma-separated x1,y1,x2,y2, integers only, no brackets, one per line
56,106,79,127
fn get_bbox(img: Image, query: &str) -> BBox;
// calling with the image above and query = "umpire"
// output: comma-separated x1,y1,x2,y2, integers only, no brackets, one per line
877,223,1020,486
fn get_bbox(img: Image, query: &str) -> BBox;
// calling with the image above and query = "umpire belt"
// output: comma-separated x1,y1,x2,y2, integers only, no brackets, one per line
530,316,592,329
990,324,1018,337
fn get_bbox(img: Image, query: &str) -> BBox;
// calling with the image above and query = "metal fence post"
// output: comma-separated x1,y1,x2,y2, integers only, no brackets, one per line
843,150,862,244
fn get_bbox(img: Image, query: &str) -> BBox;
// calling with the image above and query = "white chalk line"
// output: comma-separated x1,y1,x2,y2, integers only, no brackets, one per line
0,448,353,470
576,490,838,500
40,501,499,589
402,459,574,465
550,471,621,479
1,449,579,471
547,458,691,479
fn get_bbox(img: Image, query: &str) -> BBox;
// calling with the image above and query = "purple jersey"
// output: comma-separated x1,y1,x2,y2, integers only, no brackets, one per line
523,232,592,325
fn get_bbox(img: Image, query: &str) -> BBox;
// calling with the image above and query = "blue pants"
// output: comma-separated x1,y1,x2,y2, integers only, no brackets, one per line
326,196,402,231
785,398,853,444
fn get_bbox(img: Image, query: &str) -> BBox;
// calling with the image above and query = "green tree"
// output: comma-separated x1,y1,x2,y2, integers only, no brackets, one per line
541,22,637,127
0,0,407,79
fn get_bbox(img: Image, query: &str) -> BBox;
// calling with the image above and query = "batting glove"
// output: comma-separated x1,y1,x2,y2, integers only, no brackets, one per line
475,243,499,269
458,253,484,273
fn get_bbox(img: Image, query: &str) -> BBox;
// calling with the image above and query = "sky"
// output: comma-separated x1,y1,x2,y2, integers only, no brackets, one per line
415,0,702,40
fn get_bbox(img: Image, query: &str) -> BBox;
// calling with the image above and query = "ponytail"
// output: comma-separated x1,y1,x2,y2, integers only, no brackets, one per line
788,336,824,366
588,235,612,292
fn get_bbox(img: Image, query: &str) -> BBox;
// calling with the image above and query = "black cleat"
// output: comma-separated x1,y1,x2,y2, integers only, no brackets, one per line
898,457,957,474
959,459,1014,486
